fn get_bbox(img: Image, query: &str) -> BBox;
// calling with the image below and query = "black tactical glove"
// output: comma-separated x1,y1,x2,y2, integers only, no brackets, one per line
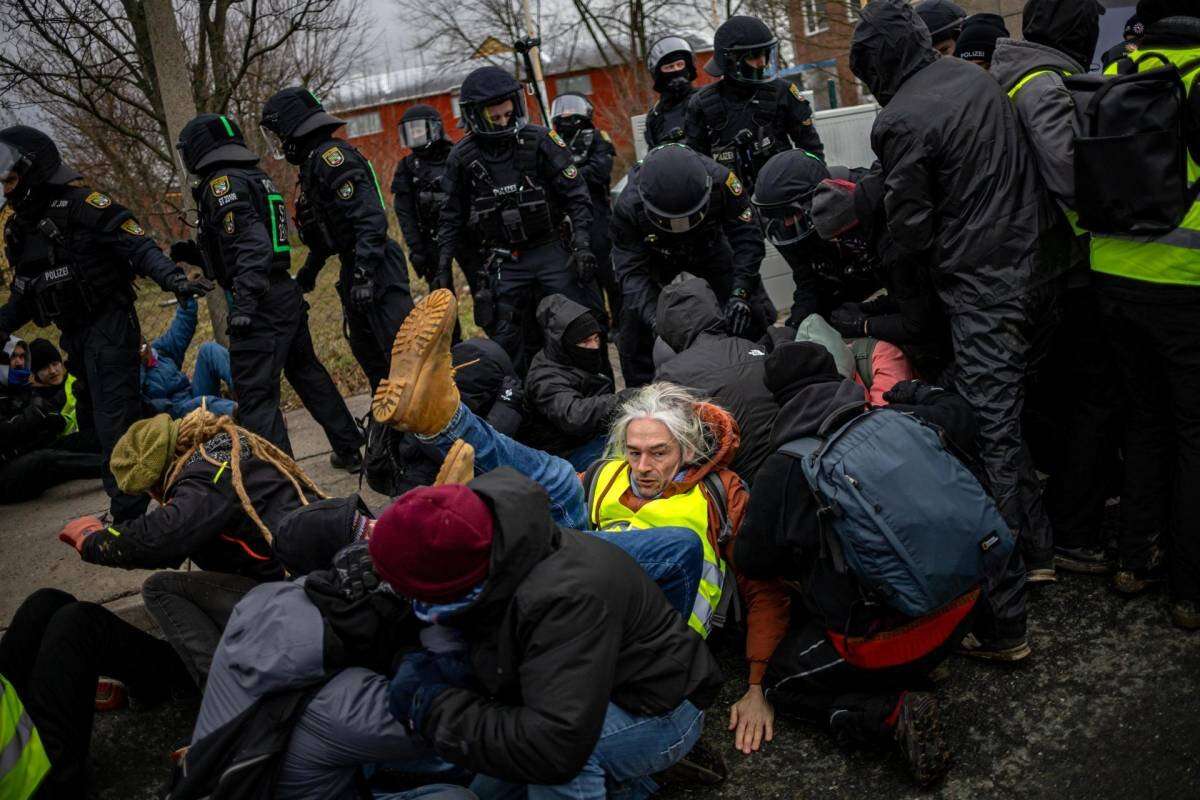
350,271,374,308
165,272,204,303
431,259,455,292
169,239,204,268
294,265,319,294
226,309,253,336
882,380,944,407
572,249,598,286
830,303,867,338
723,293,753,337
409,249,429,277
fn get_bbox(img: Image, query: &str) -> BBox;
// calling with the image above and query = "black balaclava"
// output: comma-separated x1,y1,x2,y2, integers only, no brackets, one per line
562,311,603,372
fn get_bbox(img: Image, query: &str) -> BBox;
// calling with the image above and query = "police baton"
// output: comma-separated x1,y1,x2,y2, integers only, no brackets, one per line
513,37,551,126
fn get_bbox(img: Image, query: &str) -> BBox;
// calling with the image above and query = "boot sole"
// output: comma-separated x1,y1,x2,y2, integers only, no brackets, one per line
371,289,458,428
1171,608,1200,631
896,693,950,787
1026,568,1057,584
956,641,1032,663
1111,573,1166,598
434,439,475,486
1054,555,1113,575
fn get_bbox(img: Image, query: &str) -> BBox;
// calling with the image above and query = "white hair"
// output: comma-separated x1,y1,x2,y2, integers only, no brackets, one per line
605,382,714,466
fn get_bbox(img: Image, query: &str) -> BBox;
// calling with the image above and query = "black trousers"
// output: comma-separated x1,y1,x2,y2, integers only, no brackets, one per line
141,570,258,689
0,589,191,799
0,446,103,504
231,275,362,457
1098,289,1200,600
337,241,415,392
59,304,149,522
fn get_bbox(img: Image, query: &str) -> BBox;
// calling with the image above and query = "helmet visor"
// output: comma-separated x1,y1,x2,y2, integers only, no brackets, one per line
765,210,816,246
550,94,592,120
466,91,528,137
0,142,27,184
401,118,443,149
641,185,712,234
727,40,780,82
648,36,693,71
259,125,287,160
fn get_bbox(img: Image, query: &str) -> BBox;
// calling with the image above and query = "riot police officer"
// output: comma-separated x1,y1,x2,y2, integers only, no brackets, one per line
550,92,619,328
260,87,414,391
0,125,204,521
610,143,773,386
437,66,601,374
685,15,825,191
644,35,699,148
750,150,882,327
390,104,484,296
172,113,363,465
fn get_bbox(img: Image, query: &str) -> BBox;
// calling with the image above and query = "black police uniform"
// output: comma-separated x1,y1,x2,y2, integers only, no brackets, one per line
390,137,484,294
685,78,825,188
644,87,695,148
194,167,362,456
438,125,601,374
0,186,182,521
295,137,414,390
568,127,619,324
610,154,771,386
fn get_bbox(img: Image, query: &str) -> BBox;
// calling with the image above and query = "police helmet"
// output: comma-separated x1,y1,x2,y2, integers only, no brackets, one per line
177,114,259,176
459,67,528,139
550,93,594,139
637,144,713,234
0,126,80,209
751,150,829,245
646,35,697,88
400,104,446,150
260,87,345,161
706,16,779,84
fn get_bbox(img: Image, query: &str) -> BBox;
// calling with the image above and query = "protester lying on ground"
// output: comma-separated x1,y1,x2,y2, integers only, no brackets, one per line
365,337,526,498
140,295,236,418
733,342,1025,784
792,312,916,406
523,294,628,471
0,588,194,799
652,277,778,485
0,338,103,505
371,470,725,798
371,289,789,759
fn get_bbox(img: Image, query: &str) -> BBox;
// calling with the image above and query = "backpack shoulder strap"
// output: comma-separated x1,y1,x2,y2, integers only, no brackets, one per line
849,337,878,388
700,471,732,545
777,436,821,460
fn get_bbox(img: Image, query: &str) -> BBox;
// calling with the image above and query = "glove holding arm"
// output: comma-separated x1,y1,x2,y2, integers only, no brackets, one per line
830,302,868,338
572,248,598,286
723,290,753,337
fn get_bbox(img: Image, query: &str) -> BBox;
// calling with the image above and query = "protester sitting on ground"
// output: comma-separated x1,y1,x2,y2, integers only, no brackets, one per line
371,289,789,758
0,588,194,799
366,337,526,498
140,296,236,418
371,470,725,799
733,342,1027,784
0,339,103,504
652,277,779,484
523,295,626,470
55,408,327,685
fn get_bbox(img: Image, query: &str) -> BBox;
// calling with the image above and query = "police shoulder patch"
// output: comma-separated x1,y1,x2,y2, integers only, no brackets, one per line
85,191,111,209
548,130,567,148
739,207,753,222
209,176,231,197
563,164,579,179
120,219,144,236
789,83,804,102
337,180,355,199
223,211,236,235
322,147,345,167
725,171,744,197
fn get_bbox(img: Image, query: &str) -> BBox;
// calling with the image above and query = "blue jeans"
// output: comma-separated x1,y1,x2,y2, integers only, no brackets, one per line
585,528,701,619
469,701,704,800
175,341,236,417
375,783,478,800
565,436,607,472
421,403,588,529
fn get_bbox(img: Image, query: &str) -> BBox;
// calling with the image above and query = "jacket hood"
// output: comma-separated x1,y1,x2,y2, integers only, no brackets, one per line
215,582,328,695
1020,0,1102,69
535,293,593,365
655,278,725,352
851,0,939,106
676,401,741,491
769,377,869,447
991,37,1085,89
453,338,515,416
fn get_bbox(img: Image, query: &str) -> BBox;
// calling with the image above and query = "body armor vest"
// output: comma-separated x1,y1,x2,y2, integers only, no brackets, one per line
196,167,292,286
458,133,557,248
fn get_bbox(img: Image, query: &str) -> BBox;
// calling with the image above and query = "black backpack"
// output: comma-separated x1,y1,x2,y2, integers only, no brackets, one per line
1068,53,1200,235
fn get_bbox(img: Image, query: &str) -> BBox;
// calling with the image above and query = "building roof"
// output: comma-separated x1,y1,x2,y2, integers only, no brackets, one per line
328,32,711,113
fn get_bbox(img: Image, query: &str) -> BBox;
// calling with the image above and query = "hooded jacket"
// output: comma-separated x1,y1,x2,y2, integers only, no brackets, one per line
419,468,723,785
852,0,1060,313
653,278,778,484
524,295,618,455
141,297,199,413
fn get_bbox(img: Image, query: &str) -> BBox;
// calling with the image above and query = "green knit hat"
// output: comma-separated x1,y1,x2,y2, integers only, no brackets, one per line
110,414,180,495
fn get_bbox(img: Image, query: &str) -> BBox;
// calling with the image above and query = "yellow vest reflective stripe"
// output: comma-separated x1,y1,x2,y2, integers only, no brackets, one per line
0,675,50,800
1092,47,1200,285
59,373,79,438
588,459,725,637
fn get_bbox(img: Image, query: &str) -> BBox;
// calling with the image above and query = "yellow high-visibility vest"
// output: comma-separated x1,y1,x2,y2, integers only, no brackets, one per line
0,674,50,800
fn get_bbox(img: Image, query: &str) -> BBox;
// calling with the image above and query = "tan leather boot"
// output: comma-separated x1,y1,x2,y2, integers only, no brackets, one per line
371,288,460,435
434,439,475,486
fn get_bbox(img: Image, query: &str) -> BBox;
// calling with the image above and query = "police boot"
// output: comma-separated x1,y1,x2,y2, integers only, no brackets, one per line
372,288,460,434
434,439,474,486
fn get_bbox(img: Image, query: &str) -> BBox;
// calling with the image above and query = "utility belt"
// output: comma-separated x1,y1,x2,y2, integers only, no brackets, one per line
13,264,123,325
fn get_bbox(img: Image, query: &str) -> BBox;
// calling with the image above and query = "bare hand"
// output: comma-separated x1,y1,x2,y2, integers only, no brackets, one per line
729,684,775,754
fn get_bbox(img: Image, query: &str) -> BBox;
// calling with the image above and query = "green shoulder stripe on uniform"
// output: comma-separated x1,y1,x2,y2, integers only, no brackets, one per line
219,116,235,137
366,159,386,209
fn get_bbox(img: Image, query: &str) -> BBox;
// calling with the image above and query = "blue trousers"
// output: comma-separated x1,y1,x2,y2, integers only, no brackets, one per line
172,341,236,417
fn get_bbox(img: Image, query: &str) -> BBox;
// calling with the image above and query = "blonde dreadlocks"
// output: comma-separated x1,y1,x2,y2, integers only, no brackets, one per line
163,406,328,544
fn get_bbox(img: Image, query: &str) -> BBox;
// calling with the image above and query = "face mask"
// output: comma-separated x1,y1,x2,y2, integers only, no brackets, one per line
568,343,604,373
664,75,692,97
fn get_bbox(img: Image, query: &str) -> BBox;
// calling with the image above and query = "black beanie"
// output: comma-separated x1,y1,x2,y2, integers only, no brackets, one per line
955,13,1010,62
763,341,840,401
275,494,372,576
562,312,601,348
28,338,62,374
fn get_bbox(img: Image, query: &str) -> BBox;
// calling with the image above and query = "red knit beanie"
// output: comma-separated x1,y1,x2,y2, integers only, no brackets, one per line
368,485,494,603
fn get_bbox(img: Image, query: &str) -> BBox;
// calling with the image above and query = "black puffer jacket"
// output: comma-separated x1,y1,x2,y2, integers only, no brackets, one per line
653,278,778,484
421,469,723,785
523,294,618,455
851,0,1061,313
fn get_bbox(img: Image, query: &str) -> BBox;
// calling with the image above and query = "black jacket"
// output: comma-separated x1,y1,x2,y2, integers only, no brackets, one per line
0,383,66,464
391,139,454,273
851,0,1062,313
524,294,617,455
653,278,777,484
81,433,313,580
645,88,694,147
421,469,723,785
